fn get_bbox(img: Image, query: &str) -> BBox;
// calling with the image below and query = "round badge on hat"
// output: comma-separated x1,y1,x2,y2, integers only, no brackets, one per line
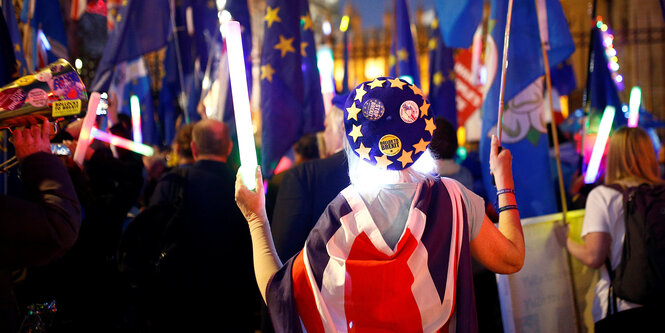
343,77,435,171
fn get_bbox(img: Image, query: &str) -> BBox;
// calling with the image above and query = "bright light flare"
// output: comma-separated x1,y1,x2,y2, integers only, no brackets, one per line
340,15,349,32
90,127,154,156
73,92,100,166
225,21,258,190
628,86,641,128
130,95,142,143
585,106,615,184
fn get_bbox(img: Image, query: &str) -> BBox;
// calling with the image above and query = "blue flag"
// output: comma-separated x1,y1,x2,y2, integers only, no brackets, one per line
588,27,623,125
550,58,577,96
20,0,69,70
389,0,420,87
480,0,575,217
260,0,325,177
91,0,170,92
434,0,482,49
0,13,16,86
427,17,457,128
2,0,28,77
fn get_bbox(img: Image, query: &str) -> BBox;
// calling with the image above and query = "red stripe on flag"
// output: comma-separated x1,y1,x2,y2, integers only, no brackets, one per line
292,250,326,333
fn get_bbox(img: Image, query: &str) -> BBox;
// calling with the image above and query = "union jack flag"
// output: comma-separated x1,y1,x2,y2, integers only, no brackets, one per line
267,178,478,332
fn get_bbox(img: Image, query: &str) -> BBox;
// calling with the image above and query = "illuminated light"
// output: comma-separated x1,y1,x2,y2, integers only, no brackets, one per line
225,21,258,190
38,29,51,50
596,21,603,29
457,126,466,146
610,62,619,71
622,104,628,112
74,58,83,70
340,15,349,32
610,56,618,63
601,24,608,31
322,21,331,35
628,86,641,127
615,74,623,82
585,106,615,184
74,92,100,166
399,75,414,84
100,92,108,99
90,128,154,156
216,0,226,9
606,48,616,57
130,95,142,143
456,146,467,162
604,37,613,47
219,10,232,24
559,95,569,119
317,47,335,94
364,58,385,80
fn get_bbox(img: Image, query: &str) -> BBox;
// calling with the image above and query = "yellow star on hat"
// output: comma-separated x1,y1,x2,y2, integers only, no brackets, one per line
397,149,414,168
348,124,363,142
413,138,430,154
354,85,367,102
388,77,406,90
374,154,393,170
367,78,385,89
420,101,430,118
346,103,361,121
355,142,372,161
409,84,424,98
425,117,436,136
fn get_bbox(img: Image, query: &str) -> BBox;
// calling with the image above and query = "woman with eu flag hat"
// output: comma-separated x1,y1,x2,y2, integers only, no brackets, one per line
235,77,524,332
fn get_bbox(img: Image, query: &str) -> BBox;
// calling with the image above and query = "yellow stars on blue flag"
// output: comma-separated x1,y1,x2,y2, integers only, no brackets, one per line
300,13,313,31
261,64,275,82
397,48,409,61
265,6,281,28
274,35,295,57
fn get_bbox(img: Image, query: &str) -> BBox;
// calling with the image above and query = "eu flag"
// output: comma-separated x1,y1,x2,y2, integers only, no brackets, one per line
389,0,420,87
434,0,482,49
550,58,577,97
260,0,325,177
91,0,170,92
588,27,622,123
479,0,575,217
2,0,28,77
427,17,457,128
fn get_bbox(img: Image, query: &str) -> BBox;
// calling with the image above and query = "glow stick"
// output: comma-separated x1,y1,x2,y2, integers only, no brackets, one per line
584,106,615,184
224,21,258,190
340,15,349,32
628,86,641,128
130,95,143,143
73,92,100,166
90,127,154,156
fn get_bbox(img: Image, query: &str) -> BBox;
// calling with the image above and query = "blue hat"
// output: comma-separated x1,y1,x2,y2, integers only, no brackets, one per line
344,77,435,170
331,92,349,110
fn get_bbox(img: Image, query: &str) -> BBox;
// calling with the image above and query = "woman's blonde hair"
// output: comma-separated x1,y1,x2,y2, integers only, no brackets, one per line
605,126,662,185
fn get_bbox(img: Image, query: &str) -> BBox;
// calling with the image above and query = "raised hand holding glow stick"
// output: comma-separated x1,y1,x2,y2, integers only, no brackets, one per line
224,21,258,190
73,92,100,166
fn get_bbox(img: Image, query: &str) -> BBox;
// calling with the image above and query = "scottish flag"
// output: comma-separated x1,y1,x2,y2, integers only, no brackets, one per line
389,0,420,87
260,0,325,177
480,0,574,217
427,17,457,128
434,0,483,49
91,0,170,92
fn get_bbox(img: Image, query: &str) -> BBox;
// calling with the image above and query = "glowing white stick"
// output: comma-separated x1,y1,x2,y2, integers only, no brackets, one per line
628,86,641,128
90,127,154,156
73,92,100,166
224,21,258,190
584,105,615,184
130,94,142,143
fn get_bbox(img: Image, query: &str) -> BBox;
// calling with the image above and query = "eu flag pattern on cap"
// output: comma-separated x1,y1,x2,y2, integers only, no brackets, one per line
389,0,421,87
427,17,457,129
260,0,325,177
344,77,434,171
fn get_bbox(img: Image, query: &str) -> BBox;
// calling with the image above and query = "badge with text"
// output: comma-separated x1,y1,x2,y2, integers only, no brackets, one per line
362,98,385,121
52,99,82,117
378,134,402,156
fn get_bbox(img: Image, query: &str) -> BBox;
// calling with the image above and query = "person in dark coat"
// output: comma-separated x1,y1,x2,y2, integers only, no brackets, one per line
149,119,260,332
0,117,81,333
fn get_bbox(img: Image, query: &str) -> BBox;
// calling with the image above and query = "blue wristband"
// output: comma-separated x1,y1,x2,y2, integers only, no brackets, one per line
498,205,518,213
497,188,515,196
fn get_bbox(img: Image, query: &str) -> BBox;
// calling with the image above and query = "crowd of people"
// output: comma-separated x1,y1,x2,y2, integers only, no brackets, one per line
1,76,663,332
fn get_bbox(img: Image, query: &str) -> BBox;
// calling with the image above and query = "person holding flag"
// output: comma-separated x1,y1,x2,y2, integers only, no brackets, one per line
236,78,524,332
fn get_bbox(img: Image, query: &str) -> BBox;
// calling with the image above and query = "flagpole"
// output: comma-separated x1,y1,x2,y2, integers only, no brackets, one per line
169,0,190,124
496,0,515,144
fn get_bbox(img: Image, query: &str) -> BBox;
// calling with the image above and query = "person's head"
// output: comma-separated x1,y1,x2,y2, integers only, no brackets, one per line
293,134,320,164
343,77,436,189
191,119,232,162
173,123,195,165
429,117,458,160
605,126,662,185
323,94,348,156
